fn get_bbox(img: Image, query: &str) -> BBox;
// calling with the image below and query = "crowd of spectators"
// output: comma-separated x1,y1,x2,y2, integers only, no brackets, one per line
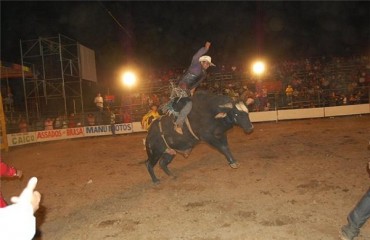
123,55,369,113
2,55,369,133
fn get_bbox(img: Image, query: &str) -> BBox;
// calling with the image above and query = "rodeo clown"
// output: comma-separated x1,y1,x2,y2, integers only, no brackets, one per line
141,104,161,149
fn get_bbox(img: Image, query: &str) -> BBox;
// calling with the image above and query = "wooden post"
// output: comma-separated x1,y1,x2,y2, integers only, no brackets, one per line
0,93,9,151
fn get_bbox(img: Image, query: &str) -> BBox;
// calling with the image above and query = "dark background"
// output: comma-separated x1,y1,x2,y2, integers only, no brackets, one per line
1,1,369,87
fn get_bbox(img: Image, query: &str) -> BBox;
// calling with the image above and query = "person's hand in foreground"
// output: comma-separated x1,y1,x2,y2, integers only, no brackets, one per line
0,177,42,239
11,177,41,213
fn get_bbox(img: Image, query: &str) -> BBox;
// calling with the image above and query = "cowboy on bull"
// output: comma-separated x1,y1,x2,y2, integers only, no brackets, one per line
173,41,216,135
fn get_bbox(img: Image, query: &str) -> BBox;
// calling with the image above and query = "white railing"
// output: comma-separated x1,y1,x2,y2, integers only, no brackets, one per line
6,103,369,148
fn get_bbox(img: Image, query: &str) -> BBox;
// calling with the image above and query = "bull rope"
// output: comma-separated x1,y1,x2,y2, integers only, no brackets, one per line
158,116,175,155
157,82,199,153
185,117,199,140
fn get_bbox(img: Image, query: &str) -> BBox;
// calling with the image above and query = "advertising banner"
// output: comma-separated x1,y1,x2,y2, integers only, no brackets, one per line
36,128,84,142
7,132,37,146
84,123,133,137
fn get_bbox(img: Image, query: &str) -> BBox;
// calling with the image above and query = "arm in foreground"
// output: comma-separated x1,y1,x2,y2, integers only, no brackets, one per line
0,177,41,240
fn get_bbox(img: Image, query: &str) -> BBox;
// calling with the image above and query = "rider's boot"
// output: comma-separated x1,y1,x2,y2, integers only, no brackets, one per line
174,124,183,135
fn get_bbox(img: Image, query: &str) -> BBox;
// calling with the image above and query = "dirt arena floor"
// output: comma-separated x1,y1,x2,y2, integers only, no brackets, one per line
1,114,370,240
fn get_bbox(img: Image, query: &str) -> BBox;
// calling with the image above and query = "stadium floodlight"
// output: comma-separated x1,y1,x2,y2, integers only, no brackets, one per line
252,61,265,76
121,71,137,88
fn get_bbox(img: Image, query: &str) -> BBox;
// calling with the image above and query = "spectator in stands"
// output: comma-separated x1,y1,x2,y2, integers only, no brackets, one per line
253,93,261,112
107,107,116,135
160,93,170,108
18,118,28,133
122,109,132,123
259,86,268,111
1,158,23,208
264,102,271,111
240,86,254,101
94,93,104,112
348,94,358,105
151,94,160,107
358,71,366,87
87,113,96,126
285,84,294,106
68,113,76,128
0,176,41,240
44,118,54,130
54,115,63,129
62,115,69,129
34,118,44,131
3,89,14,112
340,161,370,240
94,93,104,124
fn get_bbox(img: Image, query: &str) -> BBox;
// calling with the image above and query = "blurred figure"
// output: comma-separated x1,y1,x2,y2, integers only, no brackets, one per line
4,89,14,112
54,114,63,129
86,113,96,126
34,118,44,131
141,105,160,131
61,115,69,129
141,104,160,149
94,93,104,112
68,113,76,128
0,177,41,240
44,117,54,130
107,107,116,135
94,93,104,124
1,158,23,208
122,109,132,123
339,161,370,240
285,84,294,106
18,118,28,133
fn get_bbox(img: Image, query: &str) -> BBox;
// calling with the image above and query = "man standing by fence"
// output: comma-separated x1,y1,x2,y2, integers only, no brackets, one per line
94,93,104,124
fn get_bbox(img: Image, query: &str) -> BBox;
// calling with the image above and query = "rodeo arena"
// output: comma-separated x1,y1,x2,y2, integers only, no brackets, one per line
1,34,370,240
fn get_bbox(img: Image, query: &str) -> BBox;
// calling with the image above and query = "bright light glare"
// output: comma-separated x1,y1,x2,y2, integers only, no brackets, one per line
252,61,265,75
122,72,136,87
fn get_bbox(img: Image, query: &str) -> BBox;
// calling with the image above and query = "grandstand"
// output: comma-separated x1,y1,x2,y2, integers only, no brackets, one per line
1,55,369,135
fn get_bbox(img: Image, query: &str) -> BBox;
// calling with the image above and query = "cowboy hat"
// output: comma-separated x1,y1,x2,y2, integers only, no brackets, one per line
199,55,216,67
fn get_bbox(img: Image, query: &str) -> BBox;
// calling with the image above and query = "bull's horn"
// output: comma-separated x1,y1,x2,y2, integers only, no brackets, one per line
235,101,249,113
214,112,227,119
218,103,233,109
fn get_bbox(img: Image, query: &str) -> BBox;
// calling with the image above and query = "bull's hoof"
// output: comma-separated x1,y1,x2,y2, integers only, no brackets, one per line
229,162,239,169
152,179,160,185
165,148,177,155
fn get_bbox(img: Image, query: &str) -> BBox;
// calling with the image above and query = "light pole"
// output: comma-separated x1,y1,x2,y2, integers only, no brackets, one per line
121,71,137,123
251,60,266,111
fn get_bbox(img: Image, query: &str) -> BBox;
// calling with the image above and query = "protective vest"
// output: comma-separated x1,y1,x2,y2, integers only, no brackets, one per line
178,69,207,90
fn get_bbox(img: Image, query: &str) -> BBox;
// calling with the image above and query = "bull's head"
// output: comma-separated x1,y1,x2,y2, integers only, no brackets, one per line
216,98,254,133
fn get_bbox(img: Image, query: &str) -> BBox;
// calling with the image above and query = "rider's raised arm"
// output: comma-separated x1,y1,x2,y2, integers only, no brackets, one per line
190,42,211,65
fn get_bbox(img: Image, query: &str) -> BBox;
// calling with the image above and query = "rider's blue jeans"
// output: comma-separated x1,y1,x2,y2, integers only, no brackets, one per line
341,187,370,239
175,101,192,127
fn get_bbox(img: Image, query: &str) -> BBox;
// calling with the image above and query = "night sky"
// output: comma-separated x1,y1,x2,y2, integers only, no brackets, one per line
1,1,369,85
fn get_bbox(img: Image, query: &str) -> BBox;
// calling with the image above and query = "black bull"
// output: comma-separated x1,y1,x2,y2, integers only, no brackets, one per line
145,90,254,183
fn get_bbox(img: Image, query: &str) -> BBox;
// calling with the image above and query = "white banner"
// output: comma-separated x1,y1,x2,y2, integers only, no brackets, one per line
84,123,133,136
36,128,84,142
7,132,37,146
